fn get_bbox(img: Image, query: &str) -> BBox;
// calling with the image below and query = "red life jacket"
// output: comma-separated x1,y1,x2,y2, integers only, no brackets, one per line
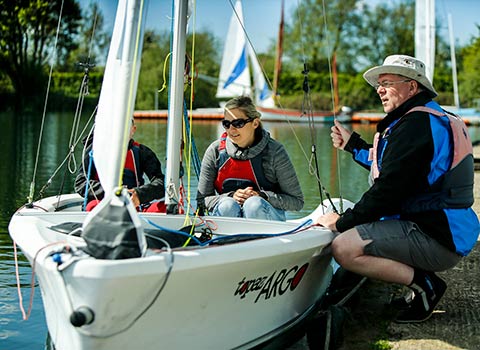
213,132,277,194
123,141,144,188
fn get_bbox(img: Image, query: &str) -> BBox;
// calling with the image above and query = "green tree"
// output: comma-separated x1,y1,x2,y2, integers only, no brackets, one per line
284,0,359,74
136,29,220,110
62,2,109,72
185,30,220,108
281,0,360,111
459,30,480,107
0,0,81,107
349,0,415,69
279,0,426,110
136,30,171,110
432,35,456,106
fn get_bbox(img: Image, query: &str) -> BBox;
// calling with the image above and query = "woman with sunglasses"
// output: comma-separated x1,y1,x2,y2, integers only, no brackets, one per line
196,96,303,221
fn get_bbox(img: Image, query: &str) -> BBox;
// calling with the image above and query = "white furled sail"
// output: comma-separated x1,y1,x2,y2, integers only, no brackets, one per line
249,46,275,108
92,0,148,196
415,0,435,82
216,0,251,98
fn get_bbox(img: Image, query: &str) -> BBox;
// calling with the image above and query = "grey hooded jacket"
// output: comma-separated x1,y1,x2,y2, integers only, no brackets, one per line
197,128,304,213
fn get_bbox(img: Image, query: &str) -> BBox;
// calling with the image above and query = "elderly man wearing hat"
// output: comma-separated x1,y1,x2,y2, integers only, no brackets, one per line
316,54,479,323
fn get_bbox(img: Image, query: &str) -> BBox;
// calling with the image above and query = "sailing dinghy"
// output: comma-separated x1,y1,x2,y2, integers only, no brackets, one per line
9,0,353,349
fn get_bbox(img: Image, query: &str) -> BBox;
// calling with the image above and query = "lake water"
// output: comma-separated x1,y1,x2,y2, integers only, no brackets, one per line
1,110,479,349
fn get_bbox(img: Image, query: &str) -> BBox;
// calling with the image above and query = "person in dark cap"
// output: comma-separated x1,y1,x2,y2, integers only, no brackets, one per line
316,54,479,323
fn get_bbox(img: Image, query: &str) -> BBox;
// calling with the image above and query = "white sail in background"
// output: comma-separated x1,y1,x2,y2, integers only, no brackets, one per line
216,0,251,98
415,0,435,82
93,0,147,196
249,46,275,108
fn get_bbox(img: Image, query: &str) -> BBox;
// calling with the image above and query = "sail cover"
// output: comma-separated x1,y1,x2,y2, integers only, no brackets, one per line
216,0,251,98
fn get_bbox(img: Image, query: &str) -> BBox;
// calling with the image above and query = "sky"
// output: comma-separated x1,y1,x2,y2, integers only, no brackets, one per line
87,0,479,54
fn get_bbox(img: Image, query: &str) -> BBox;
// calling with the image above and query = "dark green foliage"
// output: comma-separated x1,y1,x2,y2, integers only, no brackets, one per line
0,0,82,108
135,29,220,110
50,71,103,98
458,27,480,108
136,30,171,110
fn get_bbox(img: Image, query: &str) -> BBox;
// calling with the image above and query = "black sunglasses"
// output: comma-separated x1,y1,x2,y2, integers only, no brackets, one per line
221,117,254,129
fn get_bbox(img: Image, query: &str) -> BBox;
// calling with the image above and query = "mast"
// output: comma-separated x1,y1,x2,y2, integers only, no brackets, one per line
332,52,339,112
272,0,284,102
165,0,188,212
448,13,460,109
415,0,435,82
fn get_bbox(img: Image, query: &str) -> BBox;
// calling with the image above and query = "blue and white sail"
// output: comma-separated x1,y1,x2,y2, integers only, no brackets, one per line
249,46,275,108
216,0,251,98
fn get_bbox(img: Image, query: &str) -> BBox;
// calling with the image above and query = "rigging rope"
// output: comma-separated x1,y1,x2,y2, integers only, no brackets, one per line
183,101,202,178
67,3,99,176
28,0,66,204
55,63,95,208
320,0,344,213
32,0,100,202
37,109,96,200
295,0,340,214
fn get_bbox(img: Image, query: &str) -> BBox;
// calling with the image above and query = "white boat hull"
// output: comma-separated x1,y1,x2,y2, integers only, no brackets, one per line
9,195,341,349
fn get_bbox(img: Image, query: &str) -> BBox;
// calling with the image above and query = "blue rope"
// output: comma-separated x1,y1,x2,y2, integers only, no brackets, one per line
82,150,94,211
143,218,203,245
183,100,202,179
204,219,313,245
143,217,313,247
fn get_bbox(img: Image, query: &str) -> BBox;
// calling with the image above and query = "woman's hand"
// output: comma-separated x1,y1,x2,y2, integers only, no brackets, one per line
233,186,258,204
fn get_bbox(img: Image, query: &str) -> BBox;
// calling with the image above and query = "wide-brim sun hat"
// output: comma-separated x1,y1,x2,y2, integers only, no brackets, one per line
363,54,438,97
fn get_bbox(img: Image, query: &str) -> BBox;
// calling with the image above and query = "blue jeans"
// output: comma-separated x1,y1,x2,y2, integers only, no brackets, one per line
212,196,286,221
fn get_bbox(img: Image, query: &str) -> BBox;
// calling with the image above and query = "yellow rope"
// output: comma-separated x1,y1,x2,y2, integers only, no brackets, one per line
158,52,172,93
182,209,200,247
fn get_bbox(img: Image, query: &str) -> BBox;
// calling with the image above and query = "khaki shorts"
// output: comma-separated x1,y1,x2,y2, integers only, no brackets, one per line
357,220,461,272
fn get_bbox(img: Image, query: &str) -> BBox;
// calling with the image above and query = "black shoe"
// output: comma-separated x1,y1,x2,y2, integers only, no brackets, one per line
389,290,415,310
395,273,447,323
